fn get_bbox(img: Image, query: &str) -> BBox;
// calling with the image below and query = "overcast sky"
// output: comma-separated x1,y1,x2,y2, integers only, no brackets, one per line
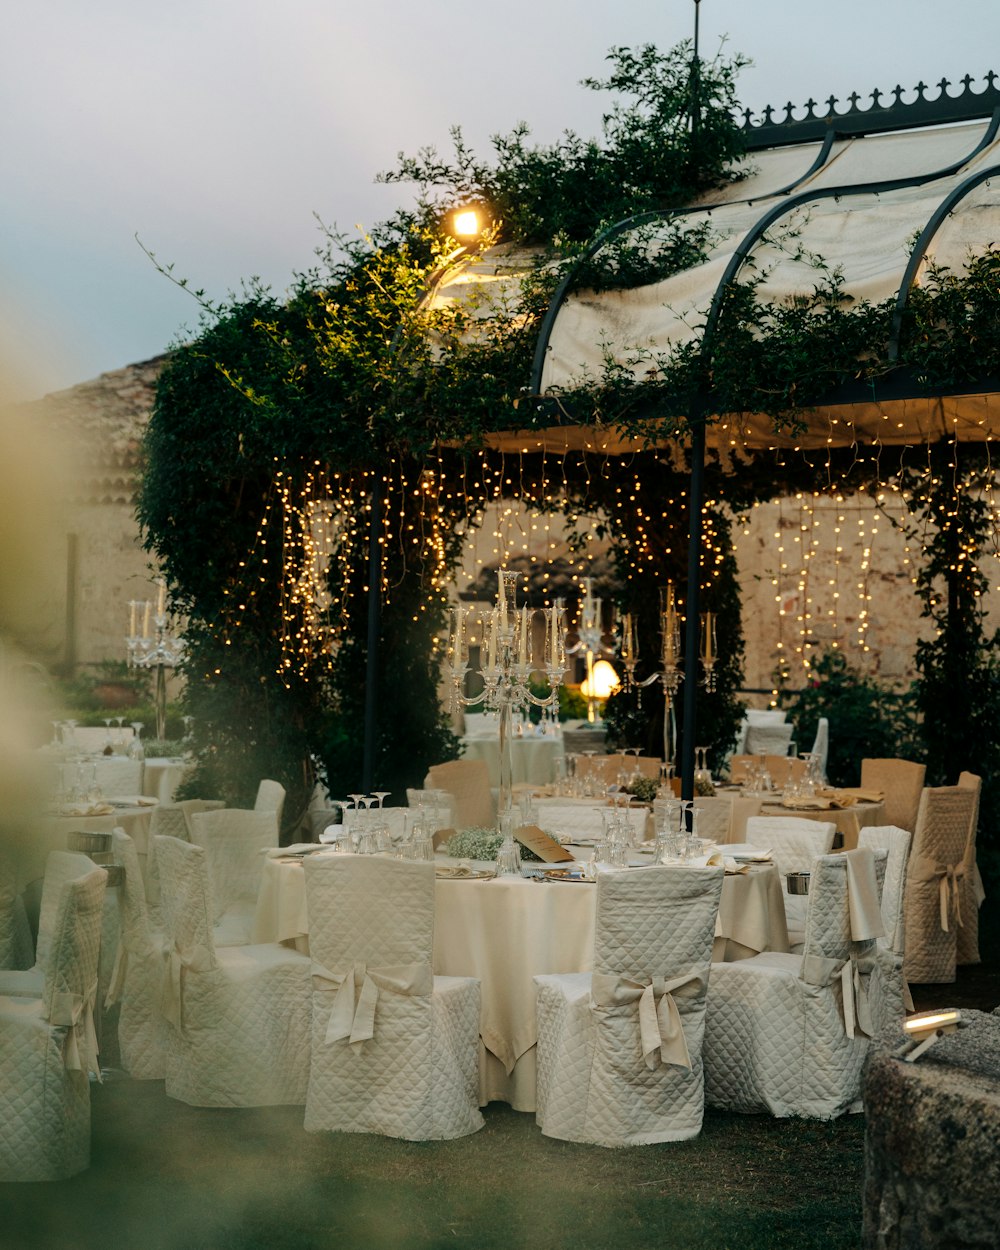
3,0,998,396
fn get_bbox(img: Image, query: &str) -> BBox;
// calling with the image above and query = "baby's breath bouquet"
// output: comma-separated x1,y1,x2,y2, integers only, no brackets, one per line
624,776,658,804
445,827,543,862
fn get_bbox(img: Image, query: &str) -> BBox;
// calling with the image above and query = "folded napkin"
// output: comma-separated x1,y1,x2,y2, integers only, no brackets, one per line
266,843,321,858
135,796,158,807
60,802,114,817
833,787,884,804
781,796,836,810
724,844,773,862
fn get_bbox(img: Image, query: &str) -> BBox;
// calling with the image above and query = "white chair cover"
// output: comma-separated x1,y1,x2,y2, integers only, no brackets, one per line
188,808,279,945
810,717,830,780
534,802,646,844
302,855,483,1140
254,778,286,829
860,758,926,833
704,849,887,1119
744,723,794,756
154,835,311,1106
956,771,984,966
858,825,912,1036
106,829,169,1079
904,786,977,984
534,865,724,1146
0,860,106,1180
745,815,837,950
0,851,97,999
0,844,33,971
93,757,144,797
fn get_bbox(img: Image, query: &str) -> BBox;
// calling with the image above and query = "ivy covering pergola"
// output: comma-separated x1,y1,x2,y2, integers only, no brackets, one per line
139,46,1000,848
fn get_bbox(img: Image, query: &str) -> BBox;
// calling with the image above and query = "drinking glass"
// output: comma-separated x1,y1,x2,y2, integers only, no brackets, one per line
127,723,145,761
494,811,523,877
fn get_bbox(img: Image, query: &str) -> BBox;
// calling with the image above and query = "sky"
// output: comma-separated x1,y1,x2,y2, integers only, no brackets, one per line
2,0,999,397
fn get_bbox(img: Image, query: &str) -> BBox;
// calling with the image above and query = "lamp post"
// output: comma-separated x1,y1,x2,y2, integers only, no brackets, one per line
361,206,491,792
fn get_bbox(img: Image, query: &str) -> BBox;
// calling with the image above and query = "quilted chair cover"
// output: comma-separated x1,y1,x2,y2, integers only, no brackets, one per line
145,800,225,909
692,797,733,844
903,786,977,984
535,803,647,844
745,816,837,951
956,772,984,966
0,861,106,1180
302,855,483,1141
860,758,926,833
534,865,724,1146
254,779,286,829
810,717,830,781
187,808,278,946
704,849,887,1119
858,826,912,1036
426,760,495,830
0,851,97,999
105,830,169,1079
154,835,311,1107
0,844,32,971
744,723,794,756
93,757,143,797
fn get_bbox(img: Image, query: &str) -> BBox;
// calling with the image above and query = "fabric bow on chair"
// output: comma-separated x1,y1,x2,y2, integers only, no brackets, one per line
49,980,101,1076
311,960,433,1048
160,938,213,1033
910,853,966,932
591,970,705,1070
802,950,877,1040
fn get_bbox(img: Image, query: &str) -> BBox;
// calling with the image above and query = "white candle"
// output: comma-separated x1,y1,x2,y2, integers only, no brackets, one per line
703,613,714,663
157,579,166,617
142,600,151,638
499,573,507,632
129,600,136,636
488,611,497,669
519,606,528,665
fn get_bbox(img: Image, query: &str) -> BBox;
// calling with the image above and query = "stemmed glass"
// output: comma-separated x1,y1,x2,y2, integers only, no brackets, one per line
102,718,114,754
127,722,145,761
114,716,126,752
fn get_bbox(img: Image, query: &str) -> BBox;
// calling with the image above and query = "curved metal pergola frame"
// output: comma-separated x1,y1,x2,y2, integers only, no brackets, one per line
527,107,1000,801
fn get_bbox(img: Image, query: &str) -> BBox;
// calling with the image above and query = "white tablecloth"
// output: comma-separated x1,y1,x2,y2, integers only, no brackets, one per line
16,799,158,889
142,757,193,804
253,853,787,1111
460,735,563,787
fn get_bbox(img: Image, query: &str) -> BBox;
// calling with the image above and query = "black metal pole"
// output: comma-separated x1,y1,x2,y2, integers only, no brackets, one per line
680,398,706,803
361,468,382,792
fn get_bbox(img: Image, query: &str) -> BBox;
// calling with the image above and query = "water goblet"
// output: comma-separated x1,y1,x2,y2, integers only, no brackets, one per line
102,718,114,754
127,722,145,761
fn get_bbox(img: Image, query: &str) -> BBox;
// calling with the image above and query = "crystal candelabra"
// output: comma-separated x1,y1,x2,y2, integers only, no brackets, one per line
619,583,719,773
126,578,185,741
448,569,567,820
564,576,613,723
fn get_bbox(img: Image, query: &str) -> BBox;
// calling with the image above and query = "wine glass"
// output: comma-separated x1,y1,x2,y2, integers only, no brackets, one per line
114,716,126,752
127,722,145,761
102,718,114,754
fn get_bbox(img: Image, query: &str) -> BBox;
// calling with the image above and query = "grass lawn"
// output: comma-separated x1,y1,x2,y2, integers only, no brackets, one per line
3,966,994,1250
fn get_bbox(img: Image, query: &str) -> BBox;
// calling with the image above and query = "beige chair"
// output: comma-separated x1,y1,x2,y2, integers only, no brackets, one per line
535,865,723,1145
728,754,806,791
426,759,495,830
302,855,483,1140
154,835,311,1107
692,796,734,844
0,858,107,1180
860,758,926,833
0,845,33,971
705,849,887,1119
956,771,984,966
904,786,977,984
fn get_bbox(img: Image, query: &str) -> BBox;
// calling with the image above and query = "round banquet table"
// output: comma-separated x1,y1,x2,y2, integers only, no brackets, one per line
15,798,158,889
142,757,194,804
253,852,788,1112
459,735,563,788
